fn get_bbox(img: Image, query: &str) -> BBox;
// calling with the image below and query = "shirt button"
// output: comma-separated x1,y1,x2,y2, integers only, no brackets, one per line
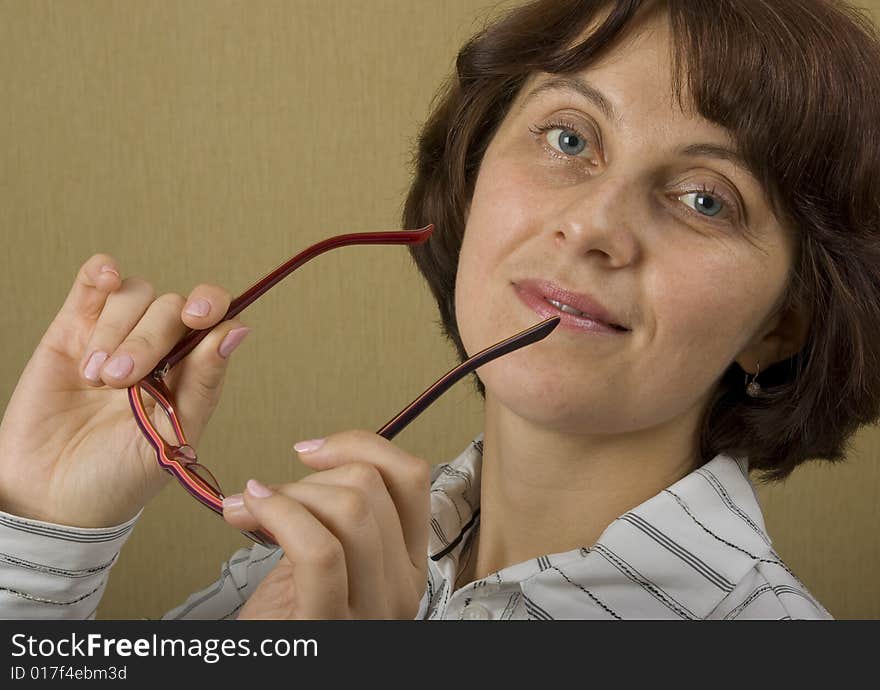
461,603,492,620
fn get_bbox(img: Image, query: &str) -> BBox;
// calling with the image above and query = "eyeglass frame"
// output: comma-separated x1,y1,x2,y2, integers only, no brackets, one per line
126,224,560,547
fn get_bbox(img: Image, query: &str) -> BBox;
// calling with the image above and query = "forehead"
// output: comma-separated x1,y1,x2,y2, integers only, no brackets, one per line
514,69,726,142
508,8,753,176
514,8,682,119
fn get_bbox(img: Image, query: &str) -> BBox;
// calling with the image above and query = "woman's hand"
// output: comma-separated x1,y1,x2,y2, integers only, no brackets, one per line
222,430,432,620
0,253,251,527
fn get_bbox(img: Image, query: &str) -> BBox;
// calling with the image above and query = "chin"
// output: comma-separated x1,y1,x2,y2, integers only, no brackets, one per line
480,357,590,428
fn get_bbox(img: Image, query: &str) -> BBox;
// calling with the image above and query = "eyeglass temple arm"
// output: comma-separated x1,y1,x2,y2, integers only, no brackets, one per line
147,224,435,382
375,315,561,441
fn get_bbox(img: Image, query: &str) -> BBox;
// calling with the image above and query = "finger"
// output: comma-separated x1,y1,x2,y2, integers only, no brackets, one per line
161,319,251,439
91,291,250,395
180,283,233,330
78,277,157,387
86,289,188,388
150,279,246,411
224,470,402,611
299,464,416,612
59,253,123,323
242,480,351,619
238,480,386,613
221,493,254,526
47,254,122,358
292,430,431,570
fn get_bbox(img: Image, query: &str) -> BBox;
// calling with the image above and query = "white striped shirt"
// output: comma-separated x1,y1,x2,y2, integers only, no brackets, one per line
0,433,833,619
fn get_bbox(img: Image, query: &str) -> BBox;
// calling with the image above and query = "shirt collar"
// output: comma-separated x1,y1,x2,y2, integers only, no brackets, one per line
427,432,776,619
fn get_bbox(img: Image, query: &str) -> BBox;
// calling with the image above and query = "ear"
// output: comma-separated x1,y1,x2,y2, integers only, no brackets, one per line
735,299,811,374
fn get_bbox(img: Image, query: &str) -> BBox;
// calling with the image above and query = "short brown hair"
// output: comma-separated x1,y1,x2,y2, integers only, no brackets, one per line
401,0,880,482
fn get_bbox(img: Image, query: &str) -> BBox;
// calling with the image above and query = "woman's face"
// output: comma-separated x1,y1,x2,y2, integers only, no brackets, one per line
455,11,803,440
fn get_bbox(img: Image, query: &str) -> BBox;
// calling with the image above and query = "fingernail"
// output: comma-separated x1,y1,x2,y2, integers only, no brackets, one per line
222,493,245,509
185,298,211,317
219,327,251,359
84,350,109,382
246,479,274,498
100,265,119,277
293,438,325,454
104,354,134,379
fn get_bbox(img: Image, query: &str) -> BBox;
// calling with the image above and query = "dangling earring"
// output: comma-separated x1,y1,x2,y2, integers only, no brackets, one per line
745,362,762,397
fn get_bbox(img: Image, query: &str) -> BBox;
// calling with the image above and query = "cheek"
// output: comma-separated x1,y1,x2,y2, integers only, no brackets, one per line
469,142,547,234
455,152,536,353
454,229,495,357
652,254,773,370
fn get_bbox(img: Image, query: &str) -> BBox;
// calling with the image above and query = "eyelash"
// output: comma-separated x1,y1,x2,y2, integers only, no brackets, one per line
528,119,740,227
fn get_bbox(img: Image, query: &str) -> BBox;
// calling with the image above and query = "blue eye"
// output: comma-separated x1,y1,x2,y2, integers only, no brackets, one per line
680,191,723,217
530,121,594,158
553,129,587,156
531,120,740,225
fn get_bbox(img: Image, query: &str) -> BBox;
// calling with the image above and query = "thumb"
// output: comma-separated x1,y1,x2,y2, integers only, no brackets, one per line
162,322,252,444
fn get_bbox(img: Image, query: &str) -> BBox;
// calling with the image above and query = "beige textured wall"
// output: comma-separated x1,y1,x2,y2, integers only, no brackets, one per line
0,0,877,620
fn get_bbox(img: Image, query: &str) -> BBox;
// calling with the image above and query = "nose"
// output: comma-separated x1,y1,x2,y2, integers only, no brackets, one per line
552,174,641,267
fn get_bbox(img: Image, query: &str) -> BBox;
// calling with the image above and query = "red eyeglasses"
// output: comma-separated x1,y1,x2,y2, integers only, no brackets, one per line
126,224,560,547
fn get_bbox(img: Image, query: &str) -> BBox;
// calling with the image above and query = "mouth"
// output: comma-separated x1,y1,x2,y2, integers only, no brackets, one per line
513,279,630,335
541,297,629,331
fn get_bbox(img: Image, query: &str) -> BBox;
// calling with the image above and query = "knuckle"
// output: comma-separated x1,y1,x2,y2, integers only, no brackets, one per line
121,331,155,354
336,487,371,525
343,462,382,490
122,277,155,299
156,292,187,311
190,372,223,400
95,314,135,336
348,428,377,444
406,461,431,489
308,538,345,570
330,429,368,447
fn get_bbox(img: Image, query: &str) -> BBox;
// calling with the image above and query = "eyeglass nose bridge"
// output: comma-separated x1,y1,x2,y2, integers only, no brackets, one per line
168,443,197,465
130,377,277,544
129,378,227,512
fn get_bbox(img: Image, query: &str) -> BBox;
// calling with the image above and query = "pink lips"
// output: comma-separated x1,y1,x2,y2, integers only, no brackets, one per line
514,279,629,335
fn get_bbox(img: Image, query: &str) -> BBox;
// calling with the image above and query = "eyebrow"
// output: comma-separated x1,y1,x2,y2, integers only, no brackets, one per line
520,76,622,127
677,143,749,172
519,75,752,173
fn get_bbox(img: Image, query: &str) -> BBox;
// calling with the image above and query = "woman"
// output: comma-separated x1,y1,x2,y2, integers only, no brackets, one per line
2,0,879,619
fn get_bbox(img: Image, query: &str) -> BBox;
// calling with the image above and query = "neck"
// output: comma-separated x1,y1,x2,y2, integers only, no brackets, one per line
457,390,704,587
